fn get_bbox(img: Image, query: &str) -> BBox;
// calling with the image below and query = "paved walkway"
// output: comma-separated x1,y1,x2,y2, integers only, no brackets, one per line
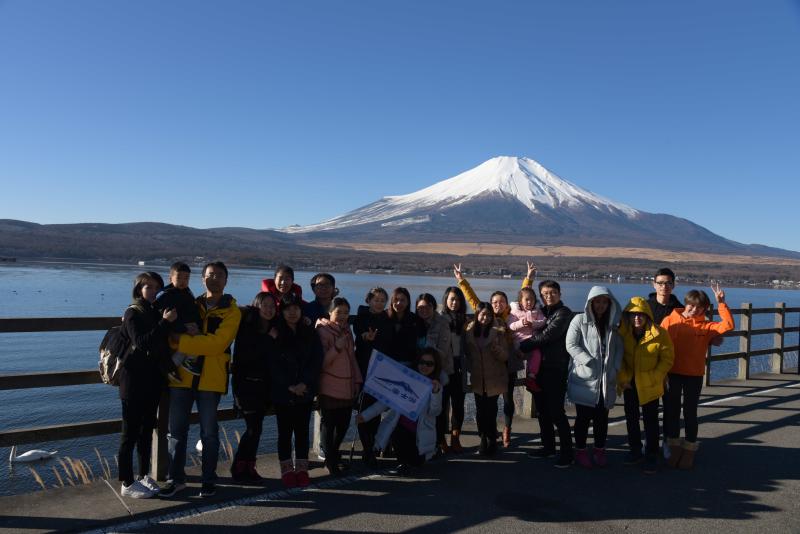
2,372,799,533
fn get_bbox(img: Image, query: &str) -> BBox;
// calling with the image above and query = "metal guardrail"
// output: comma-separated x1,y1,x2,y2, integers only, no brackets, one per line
1,304,798,475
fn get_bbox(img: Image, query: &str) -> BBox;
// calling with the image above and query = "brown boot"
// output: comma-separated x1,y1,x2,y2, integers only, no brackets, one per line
439,440,450,455
450,430,464,453
502,426,511,448
678,441,698,470
666,438,684,469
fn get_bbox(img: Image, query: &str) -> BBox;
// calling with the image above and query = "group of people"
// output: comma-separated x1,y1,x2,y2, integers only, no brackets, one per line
114,261,734,500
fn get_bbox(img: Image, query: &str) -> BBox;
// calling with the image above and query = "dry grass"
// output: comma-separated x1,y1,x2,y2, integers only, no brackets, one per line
306,241,800,266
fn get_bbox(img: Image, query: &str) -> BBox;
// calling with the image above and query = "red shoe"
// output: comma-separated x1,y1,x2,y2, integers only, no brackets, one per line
295,470,310,487
281,471,297,489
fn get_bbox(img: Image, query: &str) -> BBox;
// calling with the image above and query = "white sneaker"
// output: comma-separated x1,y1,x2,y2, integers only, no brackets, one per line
121,480,154,499
138,475,160,494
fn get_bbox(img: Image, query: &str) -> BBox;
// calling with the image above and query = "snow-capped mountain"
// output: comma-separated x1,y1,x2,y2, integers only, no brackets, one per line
282,156,790,256
285,156,638,233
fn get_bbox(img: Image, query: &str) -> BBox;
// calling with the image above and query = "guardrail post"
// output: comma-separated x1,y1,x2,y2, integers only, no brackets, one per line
151,391,171,481
312,410,322,458
739,303,752,380
773,302,786,374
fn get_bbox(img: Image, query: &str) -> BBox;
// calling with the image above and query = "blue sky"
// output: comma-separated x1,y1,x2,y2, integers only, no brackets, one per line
1,1,799,250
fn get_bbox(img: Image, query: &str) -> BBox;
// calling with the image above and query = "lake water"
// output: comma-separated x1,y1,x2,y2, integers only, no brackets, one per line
1,261,798,496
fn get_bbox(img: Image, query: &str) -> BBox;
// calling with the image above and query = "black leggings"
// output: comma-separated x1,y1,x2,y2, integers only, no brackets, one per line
573,396,609,449
321,406,352,464
663,373,704,443
234,410,266,462
438,370,465,439
502,372,517,428
358,393,381,454
474,394,499,440
623,381,660,455
118,395,160,484
392,424,424,467
275,403,312,461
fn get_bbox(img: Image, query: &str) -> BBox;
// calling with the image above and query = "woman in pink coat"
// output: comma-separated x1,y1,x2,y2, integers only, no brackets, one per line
316,297,362,475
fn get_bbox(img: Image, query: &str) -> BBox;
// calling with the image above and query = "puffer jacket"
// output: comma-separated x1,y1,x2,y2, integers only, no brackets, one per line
464,320,509,396
269,321,324,406
360,371,445,460
566,286,624,409
173,294,241,394
616,297,674,405
232,306,276,413
316,317,362,401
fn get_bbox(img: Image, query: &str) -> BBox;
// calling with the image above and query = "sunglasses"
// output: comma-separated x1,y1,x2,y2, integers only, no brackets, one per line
418,360,435,367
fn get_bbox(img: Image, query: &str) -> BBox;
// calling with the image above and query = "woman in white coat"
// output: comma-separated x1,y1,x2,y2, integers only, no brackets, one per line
566,286,623,468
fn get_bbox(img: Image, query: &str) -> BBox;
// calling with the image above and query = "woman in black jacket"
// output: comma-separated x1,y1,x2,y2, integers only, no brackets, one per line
353,287,390,467
385,287,419,366
118,271,176,499
269,294,323,489
230,291,278,483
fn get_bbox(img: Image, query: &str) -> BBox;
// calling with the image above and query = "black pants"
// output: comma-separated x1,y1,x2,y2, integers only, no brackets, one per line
474,394,500,440
234,410,266,462
275,403,312,461
532,367,573,455
573,394,609,449
321,406,352,464
663,373,704,443
118,395,160,484
502,372,516,428
392,424,424,467
438,369,465,440
623,381,660,455
358,393,381,455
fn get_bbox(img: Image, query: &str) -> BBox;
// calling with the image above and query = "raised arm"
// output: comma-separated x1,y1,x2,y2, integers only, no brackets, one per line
454,263,480,312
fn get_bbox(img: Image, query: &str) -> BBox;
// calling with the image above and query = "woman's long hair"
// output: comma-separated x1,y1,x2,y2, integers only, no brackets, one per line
472,302,494,338
442,286,467,333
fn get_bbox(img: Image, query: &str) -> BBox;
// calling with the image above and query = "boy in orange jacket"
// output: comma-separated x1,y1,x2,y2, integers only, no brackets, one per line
661,281,734,469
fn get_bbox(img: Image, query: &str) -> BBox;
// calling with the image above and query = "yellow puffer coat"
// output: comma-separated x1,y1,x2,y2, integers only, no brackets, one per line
616,297,674,405
172,294,241,394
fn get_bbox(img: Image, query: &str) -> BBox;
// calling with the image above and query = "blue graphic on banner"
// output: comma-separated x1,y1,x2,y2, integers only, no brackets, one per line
363,350,432,421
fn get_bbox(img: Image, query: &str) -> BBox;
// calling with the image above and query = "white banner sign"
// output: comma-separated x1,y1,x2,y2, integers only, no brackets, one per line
363,350,432,421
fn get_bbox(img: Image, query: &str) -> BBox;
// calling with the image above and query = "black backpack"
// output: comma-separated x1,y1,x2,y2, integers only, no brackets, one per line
98,305,140,385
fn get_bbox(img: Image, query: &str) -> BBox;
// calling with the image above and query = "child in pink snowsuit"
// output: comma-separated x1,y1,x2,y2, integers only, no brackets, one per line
507,287,546,391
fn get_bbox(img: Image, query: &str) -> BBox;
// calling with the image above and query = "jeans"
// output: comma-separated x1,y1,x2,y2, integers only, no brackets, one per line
623,380,659,455
118,395,160,484
167,388,221,484
474,394,500,440
573,394,609,449
532,367,573,455
663,373,704,443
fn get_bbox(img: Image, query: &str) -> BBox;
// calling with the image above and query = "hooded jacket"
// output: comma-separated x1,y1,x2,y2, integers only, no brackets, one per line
566,286,624,409
661,303,734,376
231,306,276,412
269,320,324,406
316,317,362,401
464,319,510,396
616,297,674,405
173,294,241,394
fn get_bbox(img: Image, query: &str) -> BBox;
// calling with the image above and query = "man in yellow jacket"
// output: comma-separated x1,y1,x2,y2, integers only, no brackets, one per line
160,261,241,499
617,296,674,474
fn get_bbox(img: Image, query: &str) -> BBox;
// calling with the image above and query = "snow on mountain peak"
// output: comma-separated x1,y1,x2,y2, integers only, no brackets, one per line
284,156,638,233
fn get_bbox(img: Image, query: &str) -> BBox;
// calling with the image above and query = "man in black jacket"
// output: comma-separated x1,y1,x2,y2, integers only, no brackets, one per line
520,280,574,467
648,268,681,326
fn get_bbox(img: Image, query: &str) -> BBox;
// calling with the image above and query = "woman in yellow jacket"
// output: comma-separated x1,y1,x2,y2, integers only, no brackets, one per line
617,296,674,474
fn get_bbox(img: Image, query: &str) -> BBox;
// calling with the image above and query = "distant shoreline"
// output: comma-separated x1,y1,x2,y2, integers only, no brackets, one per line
6,257,797,291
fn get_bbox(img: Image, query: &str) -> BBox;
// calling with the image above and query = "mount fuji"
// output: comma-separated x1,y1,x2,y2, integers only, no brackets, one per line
284,156,788,257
